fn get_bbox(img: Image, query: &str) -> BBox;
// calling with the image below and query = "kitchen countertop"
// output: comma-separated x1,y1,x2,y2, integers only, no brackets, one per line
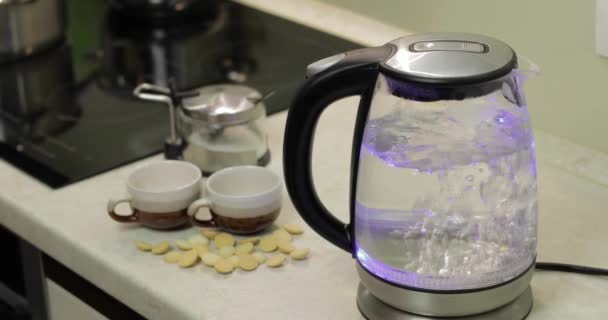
1,0,608,319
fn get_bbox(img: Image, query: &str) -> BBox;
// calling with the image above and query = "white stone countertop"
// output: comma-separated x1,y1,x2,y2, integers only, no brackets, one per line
1,0,608,319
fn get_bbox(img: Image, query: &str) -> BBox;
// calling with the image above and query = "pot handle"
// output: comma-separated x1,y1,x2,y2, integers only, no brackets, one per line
133,83,180,146
283,45,394,253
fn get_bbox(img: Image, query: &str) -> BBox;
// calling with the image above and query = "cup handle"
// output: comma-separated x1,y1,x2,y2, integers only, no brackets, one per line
187,198,216,227
107,197,138,223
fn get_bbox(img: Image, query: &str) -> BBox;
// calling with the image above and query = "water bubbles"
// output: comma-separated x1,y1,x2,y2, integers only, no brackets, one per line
355,100,537,290
389,230,404,238
362,104,533,172
373,131,398,152
355,147,537,289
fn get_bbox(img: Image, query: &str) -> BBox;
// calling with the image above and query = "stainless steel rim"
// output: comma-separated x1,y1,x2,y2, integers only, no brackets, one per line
181,84,266,126
357,283,533,320
357,263,534,317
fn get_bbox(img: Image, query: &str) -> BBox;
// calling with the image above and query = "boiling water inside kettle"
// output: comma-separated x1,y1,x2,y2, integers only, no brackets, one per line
354,100,537,290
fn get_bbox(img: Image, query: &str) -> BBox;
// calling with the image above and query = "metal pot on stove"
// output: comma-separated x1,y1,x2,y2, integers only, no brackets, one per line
0,0,67,62
0,43,80,143
133,83,270,175
98,1,261,93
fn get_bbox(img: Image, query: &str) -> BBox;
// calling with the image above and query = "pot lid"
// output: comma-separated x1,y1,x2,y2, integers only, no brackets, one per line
181,84,264,125
379,33,517,85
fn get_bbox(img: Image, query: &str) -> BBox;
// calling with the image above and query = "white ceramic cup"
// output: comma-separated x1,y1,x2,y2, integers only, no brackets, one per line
107,160,202,229
188,165,282,234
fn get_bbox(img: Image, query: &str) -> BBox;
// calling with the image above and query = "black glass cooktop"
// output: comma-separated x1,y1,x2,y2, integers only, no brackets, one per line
0,0,358,188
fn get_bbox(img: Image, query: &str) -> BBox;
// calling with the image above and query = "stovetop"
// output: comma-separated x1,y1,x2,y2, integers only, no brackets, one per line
0,0,358,188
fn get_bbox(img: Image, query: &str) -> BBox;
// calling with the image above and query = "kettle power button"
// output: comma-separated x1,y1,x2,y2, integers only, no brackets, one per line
410,41,487,53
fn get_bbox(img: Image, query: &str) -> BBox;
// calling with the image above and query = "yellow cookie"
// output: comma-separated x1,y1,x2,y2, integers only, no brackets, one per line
277,240,295,254
239,237,260,245
175,239,192,250
164,251,182,264
273,229,292,242
228,255,240,267
202,229,219,240
259,236,277,253
290,248,310,260
193,244,209,256
214,233,235,248
151,241,170,255
178,249,199,268
188,234,208,246
214,259,235,274
201,252,220,267
134,241,152,251
235,242,254,255
238,254,259,271
282,224,304,235
266,254,286,268
252,252,266,263
219,246,235,258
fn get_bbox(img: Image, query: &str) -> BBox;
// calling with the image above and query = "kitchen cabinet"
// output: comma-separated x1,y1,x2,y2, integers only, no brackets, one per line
46,279,107,320
0,227,144,320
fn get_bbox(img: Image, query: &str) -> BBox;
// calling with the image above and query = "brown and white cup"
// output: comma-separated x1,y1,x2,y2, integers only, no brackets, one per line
187,166,282,234
107,160,202,229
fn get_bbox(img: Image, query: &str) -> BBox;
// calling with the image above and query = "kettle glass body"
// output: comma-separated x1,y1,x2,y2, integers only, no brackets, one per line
283,33,537,295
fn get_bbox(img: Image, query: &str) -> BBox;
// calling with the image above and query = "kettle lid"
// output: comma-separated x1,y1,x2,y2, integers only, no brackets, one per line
181,84,265,125
380,33,516,85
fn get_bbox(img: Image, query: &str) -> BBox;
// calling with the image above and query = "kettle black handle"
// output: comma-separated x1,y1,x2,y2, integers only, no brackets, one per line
283,45,394,253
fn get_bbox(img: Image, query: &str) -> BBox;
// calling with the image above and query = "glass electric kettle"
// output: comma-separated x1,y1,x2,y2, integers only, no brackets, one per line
283,33,537,319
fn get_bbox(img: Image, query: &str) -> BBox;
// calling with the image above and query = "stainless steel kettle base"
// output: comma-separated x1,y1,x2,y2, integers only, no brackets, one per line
357,284,532,320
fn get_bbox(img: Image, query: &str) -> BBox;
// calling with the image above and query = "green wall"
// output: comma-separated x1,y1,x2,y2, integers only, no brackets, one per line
321,0,608,153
